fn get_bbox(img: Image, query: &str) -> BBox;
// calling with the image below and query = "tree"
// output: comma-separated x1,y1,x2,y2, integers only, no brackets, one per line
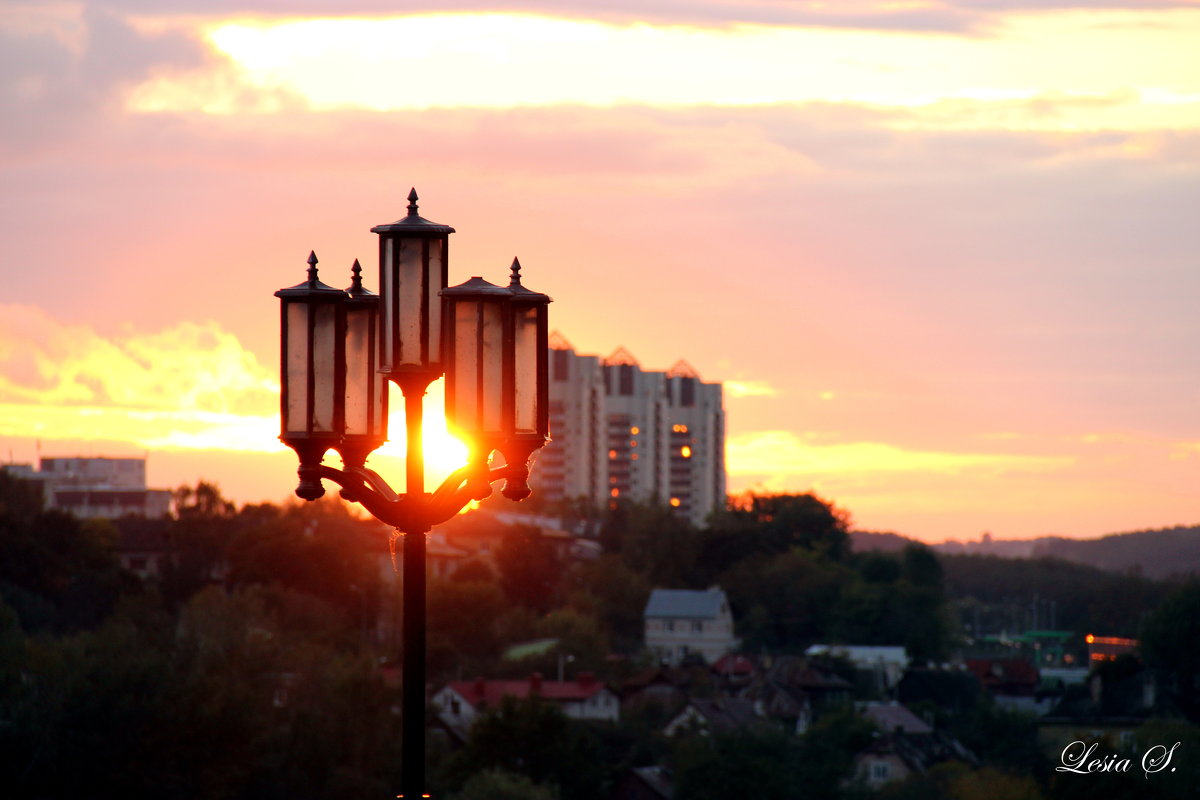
439,695,606,800
1140,580,1200,721
600,500,700,587
427,576,506,676
494,525,563,613
448,768,560,800
722,549,853,651
699,492,851,581
571,554,651,653
173,480,236,519
672,727,801,800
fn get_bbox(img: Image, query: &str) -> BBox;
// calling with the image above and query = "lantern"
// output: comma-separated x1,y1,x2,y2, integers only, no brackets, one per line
276,251,346,499
370,188,454,379
498,258,551,498
442,259,552,500
440,275,511,463
337,259,389,468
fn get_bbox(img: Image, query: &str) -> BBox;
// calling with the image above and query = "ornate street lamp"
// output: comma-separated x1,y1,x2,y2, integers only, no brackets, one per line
276,251,346,501
274,191,550,799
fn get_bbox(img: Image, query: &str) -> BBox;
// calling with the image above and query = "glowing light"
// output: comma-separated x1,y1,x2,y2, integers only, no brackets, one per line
1086,634,1095,644
610,488,619,497
681,445,692,458
374,379,469,488
630,426,640,435
670,497,681,507
119,11,1200,131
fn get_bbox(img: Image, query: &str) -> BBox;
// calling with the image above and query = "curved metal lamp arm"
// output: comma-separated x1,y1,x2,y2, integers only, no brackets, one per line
305,461,525,530
307,465,419,529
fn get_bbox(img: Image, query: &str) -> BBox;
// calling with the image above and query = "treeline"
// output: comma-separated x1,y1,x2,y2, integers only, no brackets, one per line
3,468,1199,799
941,553,1172,639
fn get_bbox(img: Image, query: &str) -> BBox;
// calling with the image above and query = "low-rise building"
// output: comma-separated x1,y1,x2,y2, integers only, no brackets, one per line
644,586,739,666
433,672,620,736
805,644,910,691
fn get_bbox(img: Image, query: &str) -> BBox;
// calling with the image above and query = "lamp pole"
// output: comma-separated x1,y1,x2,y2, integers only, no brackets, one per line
275,190,550,799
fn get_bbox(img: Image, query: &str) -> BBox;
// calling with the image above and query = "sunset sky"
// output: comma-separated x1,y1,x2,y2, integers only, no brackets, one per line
2,0,1198,542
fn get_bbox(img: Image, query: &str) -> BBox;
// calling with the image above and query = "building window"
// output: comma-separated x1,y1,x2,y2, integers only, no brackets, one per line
553,349,570,381
680,377,695,407
620,365,635,396
693,621,703,633
871,762,890,782
666,620,675,632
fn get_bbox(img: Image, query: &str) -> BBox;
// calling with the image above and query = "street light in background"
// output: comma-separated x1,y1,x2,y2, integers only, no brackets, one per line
275,189,550,799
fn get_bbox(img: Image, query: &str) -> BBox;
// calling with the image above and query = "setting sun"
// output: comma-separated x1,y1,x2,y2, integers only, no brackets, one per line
373,379,470,491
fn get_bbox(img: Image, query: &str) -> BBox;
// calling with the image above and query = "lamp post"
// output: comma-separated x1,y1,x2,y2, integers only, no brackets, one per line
275,190,550,798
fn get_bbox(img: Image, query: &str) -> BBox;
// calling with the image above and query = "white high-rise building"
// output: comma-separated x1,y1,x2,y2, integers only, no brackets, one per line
533,334,726,526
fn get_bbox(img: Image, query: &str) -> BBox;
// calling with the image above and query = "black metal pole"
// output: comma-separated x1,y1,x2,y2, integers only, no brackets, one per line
401,380,429,799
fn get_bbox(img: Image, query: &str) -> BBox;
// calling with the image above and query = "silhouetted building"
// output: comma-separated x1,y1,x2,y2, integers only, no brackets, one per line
534,333,726,525
3,456,172,519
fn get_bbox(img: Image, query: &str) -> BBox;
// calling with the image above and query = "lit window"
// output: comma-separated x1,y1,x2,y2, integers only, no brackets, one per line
608,449,617,459
670,497,681,507
630,426,640,434
610,488,619,497
630,440,637,447
631,453,639,460
680,446,692,458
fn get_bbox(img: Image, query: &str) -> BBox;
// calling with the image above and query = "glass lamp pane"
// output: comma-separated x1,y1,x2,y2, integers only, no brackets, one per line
481,301,504,433
311,304,337,432
343,308,370,436
371,357,388,437
381,239,394,370
427,238,444,364
452,300,480,431
285,302,310,434
513,306,538,433
398,239,423,365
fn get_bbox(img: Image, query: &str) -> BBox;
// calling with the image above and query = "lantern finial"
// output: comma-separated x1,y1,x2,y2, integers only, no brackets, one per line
407,188,419,217
508,257,523,287
307,250,319,284
349,258,363,292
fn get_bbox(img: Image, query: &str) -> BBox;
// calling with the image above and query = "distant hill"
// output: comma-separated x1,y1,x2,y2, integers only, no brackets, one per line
852,526,1200,580
1029,526,1200,579
848,530,915,553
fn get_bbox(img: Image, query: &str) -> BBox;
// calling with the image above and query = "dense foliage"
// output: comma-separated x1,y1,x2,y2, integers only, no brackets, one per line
1,472,1195,798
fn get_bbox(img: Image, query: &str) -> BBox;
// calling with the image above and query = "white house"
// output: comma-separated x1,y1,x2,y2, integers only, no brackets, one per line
644,586,739,666
806,644,910,690
432,672,620,734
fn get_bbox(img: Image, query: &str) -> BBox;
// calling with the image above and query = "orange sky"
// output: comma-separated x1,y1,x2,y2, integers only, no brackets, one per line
2,1,1198,542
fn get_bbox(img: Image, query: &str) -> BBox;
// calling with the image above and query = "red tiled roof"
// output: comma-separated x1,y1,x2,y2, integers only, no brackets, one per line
964,658,1038,688
448,673,607,707
712,654,755,676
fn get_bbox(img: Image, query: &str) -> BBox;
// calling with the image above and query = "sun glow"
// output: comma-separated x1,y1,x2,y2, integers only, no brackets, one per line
372,379,470,490
119,10,1200,131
